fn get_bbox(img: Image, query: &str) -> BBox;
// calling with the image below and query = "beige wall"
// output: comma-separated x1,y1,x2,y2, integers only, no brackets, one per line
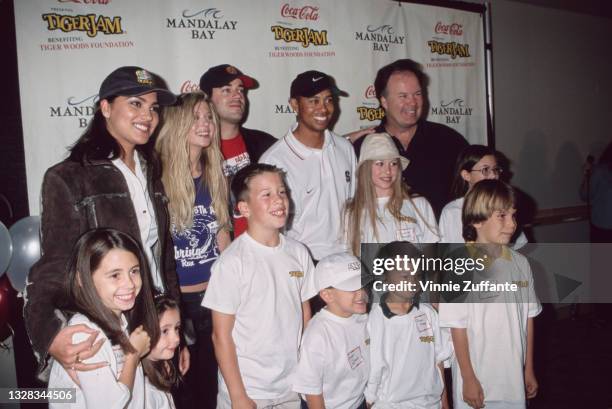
490,0,612,213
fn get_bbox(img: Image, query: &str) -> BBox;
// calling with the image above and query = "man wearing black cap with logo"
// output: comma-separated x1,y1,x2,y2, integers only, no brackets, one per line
200,64,276,237
260,70,356,262
352,59,468,217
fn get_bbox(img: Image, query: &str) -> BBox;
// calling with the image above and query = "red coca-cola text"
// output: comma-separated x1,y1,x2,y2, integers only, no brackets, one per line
434,22,463,36
281,4,319,21
365,85,376,99
180,80,200,94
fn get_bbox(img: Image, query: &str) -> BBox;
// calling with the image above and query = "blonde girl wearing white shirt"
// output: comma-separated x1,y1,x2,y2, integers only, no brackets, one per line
49,228,156,409
343,132,439,256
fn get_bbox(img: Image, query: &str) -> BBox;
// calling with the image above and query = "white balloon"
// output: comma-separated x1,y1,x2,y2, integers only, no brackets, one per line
6,216,41,292
0,222,11,275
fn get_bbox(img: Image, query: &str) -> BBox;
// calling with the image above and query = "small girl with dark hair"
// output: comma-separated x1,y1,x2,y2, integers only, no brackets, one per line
439,145,527,248
49,228,157,409
143,295,181,409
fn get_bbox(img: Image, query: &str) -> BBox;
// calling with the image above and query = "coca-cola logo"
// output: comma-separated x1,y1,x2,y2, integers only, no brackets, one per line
434,22,463,36
58,0,111,4
280,4,319,21
180,80,200,93
365,85,376,99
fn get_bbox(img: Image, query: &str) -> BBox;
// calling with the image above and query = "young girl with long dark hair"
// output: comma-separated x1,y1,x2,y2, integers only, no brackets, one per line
143,295,182,409
49,228,157,408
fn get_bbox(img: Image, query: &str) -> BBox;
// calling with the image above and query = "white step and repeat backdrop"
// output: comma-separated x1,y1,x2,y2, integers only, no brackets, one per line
14,0,486,214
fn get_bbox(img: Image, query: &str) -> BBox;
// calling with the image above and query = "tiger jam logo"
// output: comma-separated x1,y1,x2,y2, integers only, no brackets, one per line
269,4,334,57
356,107,385,121
270,26,328,48
427,40,470,59
42,13,123,37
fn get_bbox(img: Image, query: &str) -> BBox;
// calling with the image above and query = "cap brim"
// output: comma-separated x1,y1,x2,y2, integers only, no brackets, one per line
239,75,256,89
333,274,369,291
293,84,349,99
131,87,177,105
331,86,349,97
101,85,176,106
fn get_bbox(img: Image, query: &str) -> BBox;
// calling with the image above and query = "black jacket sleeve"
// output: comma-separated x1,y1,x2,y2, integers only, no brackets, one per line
24,167,81,371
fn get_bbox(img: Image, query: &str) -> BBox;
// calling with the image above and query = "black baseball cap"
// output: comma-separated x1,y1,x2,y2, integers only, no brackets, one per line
290,70,348,99
199,64,256,96
98,66,176,105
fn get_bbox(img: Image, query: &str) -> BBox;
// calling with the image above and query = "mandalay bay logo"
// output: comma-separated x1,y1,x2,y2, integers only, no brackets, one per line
355,24,405,52
166,8,238,40
430,98,473,125
50,93,98,128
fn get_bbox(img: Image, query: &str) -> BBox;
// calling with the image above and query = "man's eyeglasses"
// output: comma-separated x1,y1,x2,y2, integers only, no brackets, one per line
470,166,503,177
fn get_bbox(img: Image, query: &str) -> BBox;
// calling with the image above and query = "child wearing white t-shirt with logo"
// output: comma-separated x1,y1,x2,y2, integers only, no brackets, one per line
293,253,370,409
343,132,439,257
203,164,317,409
366,242,452,409
438,180,541,409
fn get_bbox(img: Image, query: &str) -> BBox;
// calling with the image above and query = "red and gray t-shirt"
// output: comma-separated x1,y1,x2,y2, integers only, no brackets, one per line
221,133,251,238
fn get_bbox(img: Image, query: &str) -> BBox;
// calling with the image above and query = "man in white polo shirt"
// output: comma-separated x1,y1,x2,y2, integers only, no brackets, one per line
260,70,357,261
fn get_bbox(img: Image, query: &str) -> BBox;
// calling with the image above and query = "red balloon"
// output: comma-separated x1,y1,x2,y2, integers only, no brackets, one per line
0,274,17,342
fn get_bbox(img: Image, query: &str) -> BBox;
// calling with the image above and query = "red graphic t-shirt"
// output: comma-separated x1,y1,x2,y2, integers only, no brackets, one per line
221,133,251,238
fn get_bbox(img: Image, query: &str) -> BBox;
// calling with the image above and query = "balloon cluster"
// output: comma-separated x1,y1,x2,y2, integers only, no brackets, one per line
0,216,41,342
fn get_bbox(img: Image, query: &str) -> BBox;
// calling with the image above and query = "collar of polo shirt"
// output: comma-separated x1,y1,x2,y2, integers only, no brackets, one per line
283,122,336,160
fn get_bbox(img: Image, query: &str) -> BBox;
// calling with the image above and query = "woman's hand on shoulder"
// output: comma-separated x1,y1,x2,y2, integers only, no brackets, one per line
49,324,108,384
128,325,151,358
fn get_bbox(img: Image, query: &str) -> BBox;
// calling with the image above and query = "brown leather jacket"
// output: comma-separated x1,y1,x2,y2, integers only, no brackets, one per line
24,156,179,372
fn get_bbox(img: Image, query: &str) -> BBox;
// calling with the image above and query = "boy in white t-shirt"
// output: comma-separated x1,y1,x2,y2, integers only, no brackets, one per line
367,242,452,409
438,180,541,409
203,163,317,409
293,253,370,409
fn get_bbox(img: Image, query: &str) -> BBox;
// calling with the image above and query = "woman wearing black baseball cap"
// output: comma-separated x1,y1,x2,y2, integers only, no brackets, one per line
24,67,187,382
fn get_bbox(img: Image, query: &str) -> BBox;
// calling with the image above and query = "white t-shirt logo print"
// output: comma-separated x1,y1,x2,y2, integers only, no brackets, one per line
312,76,324,82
